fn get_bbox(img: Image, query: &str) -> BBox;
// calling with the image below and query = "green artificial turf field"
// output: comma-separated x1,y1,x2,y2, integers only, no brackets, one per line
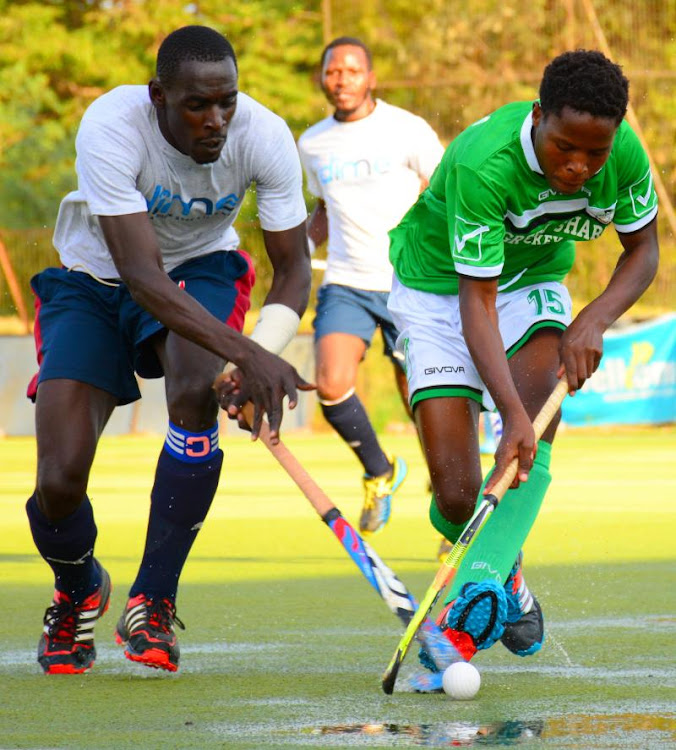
1,427,675,749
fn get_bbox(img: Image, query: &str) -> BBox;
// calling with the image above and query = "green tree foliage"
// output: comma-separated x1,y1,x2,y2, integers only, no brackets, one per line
0,0,673,314
2,0,674,227
0,3,151,227
0,0,324,230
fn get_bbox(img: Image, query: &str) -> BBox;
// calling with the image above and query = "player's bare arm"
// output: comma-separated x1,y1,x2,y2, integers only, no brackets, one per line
557,218,659,391
307,199,328,248
458,276,535,487
98,211,311,439
261,221,312,313
215,221,315,427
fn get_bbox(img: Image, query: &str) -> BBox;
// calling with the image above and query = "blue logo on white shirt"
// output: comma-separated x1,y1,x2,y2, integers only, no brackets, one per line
318,155,391,185
146,184,240,217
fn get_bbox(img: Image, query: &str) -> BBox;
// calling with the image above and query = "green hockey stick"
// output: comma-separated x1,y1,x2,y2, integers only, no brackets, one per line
381,376,569,694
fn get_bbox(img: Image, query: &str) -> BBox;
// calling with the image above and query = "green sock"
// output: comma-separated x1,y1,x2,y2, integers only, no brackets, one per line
429,441,552,545
429,496,467,544
445,440,553,603
534,439,552,471
478,438,552,500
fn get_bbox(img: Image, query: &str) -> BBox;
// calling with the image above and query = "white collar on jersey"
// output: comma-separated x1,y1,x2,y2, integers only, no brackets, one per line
520,110,544,175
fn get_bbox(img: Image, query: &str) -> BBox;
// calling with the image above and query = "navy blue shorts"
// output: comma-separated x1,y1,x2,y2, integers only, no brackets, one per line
313,283,402,366
28,251,255,405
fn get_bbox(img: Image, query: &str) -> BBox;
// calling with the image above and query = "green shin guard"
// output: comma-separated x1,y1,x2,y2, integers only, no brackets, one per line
444,442,552,604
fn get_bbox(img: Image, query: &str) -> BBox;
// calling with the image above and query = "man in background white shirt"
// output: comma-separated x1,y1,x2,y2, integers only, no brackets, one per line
298,37,443,536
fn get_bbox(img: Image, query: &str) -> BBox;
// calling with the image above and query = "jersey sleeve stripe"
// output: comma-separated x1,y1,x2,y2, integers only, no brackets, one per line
614,206,658,233
454,262,503,278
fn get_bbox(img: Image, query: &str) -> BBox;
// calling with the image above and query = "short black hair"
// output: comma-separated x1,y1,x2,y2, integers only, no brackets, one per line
539,50,629,124
157,26,237,88
320,36,373,71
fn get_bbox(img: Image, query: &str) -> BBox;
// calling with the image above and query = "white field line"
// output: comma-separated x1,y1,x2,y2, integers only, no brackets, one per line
3,614,674,674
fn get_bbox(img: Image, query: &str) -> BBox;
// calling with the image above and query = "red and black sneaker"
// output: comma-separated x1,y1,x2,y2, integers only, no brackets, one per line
115,594,185,672
37,564,112,675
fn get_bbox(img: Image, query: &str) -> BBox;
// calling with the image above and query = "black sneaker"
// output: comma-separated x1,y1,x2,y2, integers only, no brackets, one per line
37,563,111,674
115,594,185,672
501,553,544,656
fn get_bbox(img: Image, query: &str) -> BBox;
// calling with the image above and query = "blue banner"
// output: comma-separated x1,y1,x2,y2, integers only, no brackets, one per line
561,314,676,426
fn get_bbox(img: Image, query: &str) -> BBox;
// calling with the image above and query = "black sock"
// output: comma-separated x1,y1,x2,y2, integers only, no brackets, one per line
129,447,223,602
26,493,100,603
320,393,390,477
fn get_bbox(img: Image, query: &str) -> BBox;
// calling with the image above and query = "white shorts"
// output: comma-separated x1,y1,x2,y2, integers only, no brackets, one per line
387,277,572,411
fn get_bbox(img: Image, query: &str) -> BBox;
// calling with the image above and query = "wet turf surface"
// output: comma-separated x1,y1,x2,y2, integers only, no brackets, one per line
1,429,674,748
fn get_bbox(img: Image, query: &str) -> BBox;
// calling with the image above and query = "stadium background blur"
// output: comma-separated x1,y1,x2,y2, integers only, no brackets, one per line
0,0,673,432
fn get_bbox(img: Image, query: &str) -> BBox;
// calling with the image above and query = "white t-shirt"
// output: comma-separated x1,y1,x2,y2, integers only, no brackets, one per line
54,86,307,279
297,99,443,291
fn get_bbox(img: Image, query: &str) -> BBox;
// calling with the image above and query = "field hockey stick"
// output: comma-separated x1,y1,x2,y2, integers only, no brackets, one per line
240,405,463,669
381,376,569,694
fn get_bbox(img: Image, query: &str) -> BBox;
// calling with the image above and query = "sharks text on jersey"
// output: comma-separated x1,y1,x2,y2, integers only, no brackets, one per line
503,214,607,245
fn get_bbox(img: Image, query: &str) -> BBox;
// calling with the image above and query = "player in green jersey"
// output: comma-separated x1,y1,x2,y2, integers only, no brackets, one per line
388,50,659,660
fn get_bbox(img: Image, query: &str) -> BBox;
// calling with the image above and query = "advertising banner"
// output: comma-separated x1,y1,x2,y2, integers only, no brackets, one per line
561,314,676,426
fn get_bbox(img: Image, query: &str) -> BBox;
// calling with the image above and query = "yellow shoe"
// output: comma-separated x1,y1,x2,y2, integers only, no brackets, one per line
359,456,407,535
437,536,453,561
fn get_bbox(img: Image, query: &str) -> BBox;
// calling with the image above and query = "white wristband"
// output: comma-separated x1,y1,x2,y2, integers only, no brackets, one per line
307,236,316,256
249,303,300,355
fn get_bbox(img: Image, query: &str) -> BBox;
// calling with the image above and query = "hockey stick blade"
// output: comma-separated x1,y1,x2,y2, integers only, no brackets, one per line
323,508,462,671
381,496,496,694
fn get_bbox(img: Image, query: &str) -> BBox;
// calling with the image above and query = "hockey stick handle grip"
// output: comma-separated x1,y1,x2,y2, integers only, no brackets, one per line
486,376,569,501
241,404,335,517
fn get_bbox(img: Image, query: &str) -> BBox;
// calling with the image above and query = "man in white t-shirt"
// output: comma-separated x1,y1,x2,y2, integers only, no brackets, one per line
298,37,443,536
26,25,312,675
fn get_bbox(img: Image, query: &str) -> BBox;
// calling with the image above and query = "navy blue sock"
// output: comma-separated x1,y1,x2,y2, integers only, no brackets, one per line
320,393,390,477
129,445,223,602
26,493,100,603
